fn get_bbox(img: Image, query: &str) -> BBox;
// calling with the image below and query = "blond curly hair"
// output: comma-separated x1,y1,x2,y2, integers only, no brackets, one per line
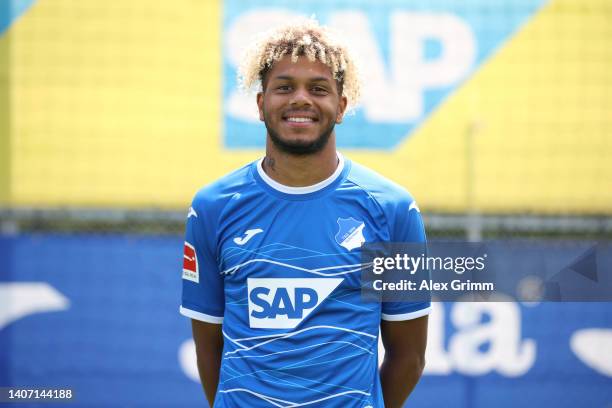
237,18,361,109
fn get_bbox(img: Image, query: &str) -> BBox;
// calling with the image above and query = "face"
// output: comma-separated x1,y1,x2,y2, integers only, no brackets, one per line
257,55,348,156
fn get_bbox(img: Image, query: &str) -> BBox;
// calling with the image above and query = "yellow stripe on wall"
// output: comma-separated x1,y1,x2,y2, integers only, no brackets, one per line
10,0,258,208
6,0,612,214
0,29,9,204
351,0,612,214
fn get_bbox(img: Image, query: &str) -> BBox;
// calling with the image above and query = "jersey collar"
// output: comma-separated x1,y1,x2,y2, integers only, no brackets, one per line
254,152,347,199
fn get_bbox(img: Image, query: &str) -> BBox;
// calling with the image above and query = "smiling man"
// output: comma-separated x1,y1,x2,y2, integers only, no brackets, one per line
180,19,429,408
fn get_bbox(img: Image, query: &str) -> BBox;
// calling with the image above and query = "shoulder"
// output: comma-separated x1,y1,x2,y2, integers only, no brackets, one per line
345,159,417,210
191,162,256,215
345,159,424,242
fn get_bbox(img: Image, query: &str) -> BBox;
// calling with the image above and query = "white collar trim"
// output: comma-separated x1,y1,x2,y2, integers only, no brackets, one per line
257,152,344,195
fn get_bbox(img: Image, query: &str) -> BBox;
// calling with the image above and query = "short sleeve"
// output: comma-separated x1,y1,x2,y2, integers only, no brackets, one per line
179,199,225,324
381,198,431,321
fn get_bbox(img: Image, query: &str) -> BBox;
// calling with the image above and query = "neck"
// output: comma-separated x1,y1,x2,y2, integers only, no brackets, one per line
262,138,339,187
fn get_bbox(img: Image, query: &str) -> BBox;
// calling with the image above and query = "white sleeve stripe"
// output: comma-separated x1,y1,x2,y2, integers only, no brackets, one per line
180,306,224,324
381,306,431,321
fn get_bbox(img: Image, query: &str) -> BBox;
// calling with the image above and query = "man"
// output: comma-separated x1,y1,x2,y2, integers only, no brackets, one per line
180,19,429,408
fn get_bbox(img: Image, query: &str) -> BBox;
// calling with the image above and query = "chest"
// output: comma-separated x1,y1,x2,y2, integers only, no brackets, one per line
216,194,386,329
216,196,387,276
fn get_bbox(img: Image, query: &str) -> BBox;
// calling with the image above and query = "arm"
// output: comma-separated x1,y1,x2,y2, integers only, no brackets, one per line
379,315,428,408
192,319,224,407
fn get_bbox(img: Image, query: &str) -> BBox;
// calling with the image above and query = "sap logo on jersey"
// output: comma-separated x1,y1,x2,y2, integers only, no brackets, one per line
247,278,343,329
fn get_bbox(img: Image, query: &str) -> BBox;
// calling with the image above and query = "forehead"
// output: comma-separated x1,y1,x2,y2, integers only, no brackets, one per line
266,55,335,82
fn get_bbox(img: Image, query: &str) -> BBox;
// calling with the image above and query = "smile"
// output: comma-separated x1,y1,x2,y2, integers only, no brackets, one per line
286,117,315,123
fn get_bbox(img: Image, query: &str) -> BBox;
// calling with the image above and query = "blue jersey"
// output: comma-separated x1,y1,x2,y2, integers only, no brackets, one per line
180,153,430,408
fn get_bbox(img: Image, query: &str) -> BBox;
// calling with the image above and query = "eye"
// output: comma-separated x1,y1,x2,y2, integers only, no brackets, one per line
311,86,329,95
275,85,292,93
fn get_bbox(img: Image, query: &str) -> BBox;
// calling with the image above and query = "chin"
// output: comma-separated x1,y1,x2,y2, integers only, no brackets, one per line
266,121,334,155
275,131,321,147
281,136,317,146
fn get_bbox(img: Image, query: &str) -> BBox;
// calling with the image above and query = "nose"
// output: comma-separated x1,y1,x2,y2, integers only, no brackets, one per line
289,87,312,107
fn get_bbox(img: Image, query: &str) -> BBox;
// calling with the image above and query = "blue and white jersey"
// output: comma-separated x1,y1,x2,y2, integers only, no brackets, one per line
180,153,430,408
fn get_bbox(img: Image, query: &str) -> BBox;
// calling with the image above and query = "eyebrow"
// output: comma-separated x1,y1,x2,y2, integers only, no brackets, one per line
310,76,333,83
271,75,333,83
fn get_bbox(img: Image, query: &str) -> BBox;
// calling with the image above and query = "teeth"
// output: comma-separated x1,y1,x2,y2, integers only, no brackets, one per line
286,117,313,123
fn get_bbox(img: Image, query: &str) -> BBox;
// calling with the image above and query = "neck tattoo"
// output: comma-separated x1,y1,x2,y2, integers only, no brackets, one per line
265,157,276,172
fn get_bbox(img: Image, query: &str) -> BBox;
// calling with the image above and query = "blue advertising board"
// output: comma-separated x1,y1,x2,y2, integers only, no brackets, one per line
0,234,611,407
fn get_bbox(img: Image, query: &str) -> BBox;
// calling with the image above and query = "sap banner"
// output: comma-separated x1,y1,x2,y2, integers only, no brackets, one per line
223,0,546,149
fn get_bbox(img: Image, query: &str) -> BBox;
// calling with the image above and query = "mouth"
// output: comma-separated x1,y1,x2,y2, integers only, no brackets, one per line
282,112,318,127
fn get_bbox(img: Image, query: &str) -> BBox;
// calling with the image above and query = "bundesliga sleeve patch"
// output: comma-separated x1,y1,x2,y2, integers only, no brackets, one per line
182,241,199,283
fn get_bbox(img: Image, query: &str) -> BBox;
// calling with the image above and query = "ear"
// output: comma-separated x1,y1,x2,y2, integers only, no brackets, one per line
335,95,348,124
257,92,264,122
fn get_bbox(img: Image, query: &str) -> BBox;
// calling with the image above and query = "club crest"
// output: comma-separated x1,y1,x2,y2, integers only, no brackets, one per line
335,217,366,251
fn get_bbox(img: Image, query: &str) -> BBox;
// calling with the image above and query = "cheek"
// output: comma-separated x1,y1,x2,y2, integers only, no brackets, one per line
262,97,281,116
331,105,343,122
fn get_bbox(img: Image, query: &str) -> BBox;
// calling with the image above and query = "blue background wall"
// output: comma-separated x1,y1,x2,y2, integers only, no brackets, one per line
1,234,610,407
